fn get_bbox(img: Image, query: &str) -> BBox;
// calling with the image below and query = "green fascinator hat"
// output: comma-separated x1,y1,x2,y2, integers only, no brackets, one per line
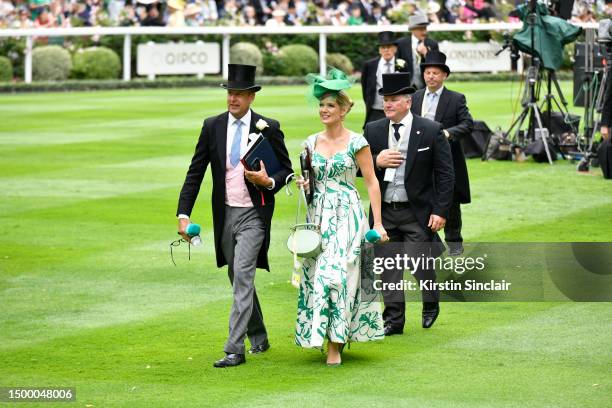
306,68,354,100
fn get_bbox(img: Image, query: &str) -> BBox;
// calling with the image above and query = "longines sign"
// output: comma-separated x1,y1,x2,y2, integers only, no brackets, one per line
137,42,220,76
439,41,516,72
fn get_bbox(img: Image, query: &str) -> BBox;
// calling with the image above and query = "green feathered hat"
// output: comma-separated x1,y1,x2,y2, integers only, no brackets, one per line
306,68,353,100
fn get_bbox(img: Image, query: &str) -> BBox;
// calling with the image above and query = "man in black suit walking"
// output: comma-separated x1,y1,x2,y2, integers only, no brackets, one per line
411,51,473,255
363,72,454,334
176,64,293,367
361,31,409,128
395,12,439,89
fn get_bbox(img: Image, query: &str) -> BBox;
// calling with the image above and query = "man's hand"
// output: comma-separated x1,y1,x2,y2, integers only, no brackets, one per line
244,160,273,188
178,218,191,242
428,214,446,232
416,42,428,57
602,126,610,142
376,149,404,169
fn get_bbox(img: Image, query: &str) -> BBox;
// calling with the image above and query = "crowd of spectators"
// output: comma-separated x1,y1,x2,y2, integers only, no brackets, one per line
0,0,609,29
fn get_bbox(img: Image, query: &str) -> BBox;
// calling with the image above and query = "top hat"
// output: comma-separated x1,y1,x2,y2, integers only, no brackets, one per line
221,64,261,92
420,50,450,76
408,12,429,30
378,72,416,96
377,31,398,46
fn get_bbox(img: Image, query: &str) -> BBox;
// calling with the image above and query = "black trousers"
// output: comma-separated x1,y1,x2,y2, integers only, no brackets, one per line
444,199,463,243
379,204,440,329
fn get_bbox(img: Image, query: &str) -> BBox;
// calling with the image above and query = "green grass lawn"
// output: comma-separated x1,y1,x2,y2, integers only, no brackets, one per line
0,82,611,407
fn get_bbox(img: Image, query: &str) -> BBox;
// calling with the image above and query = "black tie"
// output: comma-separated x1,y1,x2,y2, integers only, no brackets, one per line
392,123,403,142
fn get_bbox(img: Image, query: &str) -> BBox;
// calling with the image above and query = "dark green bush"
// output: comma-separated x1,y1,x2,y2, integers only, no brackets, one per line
326,53,354,74
32,45,72,81
0,38,25,80
328,33,378,72
0,56,13,82
72,47,121,80
277,44,318,76
230,42,263,74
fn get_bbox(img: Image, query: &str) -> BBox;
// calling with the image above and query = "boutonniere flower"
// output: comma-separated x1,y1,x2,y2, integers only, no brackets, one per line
255,119,269,131
396,58,406,69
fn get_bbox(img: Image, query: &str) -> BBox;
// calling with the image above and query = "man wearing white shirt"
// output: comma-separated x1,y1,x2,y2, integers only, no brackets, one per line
361,31,410,128
363,72,454,334
411,51,474,256
176,64,292,368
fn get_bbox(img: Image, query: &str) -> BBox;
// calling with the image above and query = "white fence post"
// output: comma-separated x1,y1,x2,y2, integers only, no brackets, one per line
222,34,230,80
25,36,33,83
319,33,327,76
123,34,131,81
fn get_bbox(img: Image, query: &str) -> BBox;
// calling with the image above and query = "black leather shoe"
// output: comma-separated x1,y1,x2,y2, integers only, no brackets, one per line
213,353,246,368
248,341,270,354
448,242,464,256
422,303,440,329
384,325,404,336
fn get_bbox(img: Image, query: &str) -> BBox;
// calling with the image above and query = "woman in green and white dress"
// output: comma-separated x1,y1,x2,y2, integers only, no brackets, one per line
295,70,389,366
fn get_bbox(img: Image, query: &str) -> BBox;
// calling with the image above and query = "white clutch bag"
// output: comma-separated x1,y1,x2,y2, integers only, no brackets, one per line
287,223,322,258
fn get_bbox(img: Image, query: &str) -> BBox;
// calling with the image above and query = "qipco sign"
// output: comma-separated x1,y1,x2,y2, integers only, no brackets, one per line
137,42,220,76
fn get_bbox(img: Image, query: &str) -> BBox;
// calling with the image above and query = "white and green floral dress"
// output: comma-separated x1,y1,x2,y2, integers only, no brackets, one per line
295,131,384,348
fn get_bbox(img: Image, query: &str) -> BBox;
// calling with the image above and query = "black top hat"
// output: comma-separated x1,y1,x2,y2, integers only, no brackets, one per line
378,72,416,96
377,31,398,46
420,50,451,76
221,64,261,92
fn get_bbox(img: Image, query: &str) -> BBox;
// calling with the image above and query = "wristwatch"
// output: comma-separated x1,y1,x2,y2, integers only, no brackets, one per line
443,129,450,139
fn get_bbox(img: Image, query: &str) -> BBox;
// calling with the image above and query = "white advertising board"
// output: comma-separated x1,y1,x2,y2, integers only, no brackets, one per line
137,42,220,76
438,41,518,73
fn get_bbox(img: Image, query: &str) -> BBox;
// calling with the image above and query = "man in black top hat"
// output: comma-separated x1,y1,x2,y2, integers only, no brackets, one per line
363,72,454,334
396,12,439,89
361,31,410,127
411,51,473,256
177,64,293,367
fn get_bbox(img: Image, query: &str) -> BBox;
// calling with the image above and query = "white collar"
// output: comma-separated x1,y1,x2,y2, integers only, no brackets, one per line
391,111,412,127
229,109,252,127
426,86,444,97
379,56,395,66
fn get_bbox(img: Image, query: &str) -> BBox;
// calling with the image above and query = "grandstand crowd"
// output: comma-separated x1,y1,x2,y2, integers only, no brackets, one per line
0,0,607,29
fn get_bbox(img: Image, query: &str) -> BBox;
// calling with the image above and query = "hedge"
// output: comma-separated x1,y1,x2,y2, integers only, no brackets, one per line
32,45,72,81
72,47,121,80
326,53,354,75
277,44,318,76
230,42,263,74
0,56,13,82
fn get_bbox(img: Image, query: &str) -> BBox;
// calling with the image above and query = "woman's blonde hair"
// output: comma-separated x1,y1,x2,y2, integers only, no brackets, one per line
321,90,355,116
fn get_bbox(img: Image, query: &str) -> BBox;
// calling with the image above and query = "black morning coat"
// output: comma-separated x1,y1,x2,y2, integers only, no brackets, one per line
395,35,439,87
411,87,474,203
363,114,455,255
177,110,293,271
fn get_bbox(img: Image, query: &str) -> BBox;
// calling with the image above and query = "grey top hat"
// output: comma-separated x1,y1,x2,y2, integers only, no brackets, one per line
408,12,429,30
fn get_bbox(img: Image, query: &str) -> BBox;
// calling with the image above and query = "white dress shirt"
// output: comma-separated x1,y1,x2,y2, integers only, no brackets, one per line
421,86,444,120
373,56,395,110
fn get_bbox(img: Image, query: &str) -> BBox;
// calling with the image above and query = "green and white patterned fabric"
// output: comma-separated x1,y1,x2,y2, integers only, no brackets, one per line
295,131,384,348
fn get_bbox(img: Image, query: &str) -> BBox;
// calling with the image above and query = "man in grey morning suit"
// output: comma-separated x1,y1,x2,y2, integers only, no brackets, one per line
176,64,293,368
